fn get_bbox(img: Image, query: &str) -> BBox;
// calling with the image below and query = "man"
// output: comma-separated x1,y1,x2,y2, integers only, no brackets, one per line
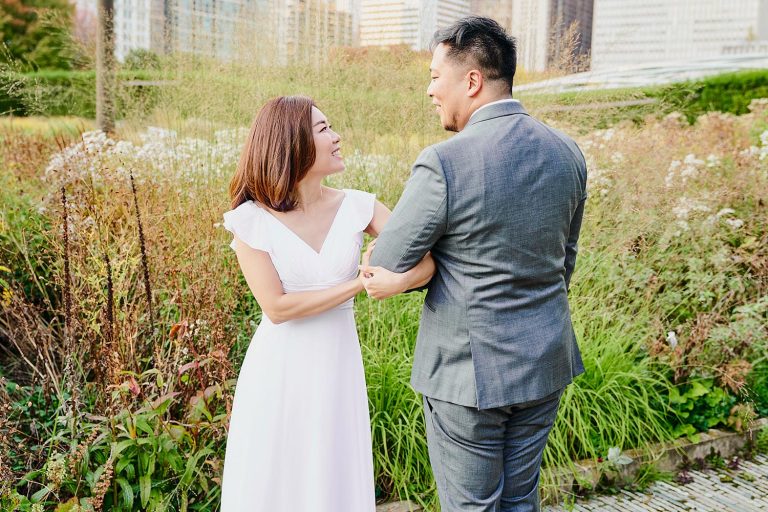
362,16,587,512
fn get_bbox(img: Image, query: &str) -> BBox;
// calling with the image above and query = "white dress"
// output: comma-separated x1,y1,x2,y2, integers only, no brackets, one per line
220,189,376,512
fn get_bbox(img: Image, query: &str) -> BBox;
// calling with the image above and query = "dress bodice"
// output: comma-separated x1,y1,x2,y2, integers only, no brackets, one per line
223,189,376,297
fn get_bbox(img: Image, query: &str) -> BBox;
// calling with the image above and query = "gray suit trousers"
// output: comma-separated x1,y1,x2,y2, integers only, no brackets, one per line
423,388,563,512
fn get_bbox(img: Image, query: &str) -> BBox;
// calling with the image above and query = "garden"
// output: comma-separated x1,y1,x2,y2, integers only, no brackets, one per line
1,45,768,511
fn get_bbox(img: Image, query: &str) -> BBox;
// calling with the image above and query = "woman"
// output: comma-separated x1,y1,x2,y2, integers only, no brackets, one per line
220,96,434,511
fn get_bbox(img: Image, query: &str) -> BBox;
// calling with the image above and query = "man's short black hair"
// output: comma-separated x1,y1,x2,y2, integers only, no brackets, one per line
431,16,517,93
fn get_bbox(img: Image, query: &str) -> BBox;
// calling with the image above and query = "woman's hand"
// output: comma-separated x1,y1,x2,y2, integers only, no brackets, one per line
359,264,407,300
361,238,376,269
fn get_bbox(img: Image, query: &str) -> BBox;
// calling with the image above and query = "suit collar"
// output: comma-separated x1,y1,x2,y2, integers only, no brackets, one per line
466,100,528,128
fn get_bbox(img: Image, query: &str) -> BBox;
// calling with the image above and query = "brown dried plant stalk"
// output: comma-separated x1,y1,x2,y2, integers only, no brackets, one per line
61,186,72,343
60,186,79,414
104,251,114,349
130,171,154,333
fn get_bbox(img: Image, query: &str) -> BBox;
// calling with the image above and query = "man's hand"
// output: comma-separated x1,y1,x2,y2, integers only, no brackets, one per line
359,264,407,300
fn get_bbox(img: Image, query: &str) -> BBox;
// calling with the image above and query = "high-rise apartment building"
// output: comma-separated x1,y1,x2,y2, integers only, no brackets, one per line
470,0,514,33
164,0,266,60
360,0,470,50
114,0,165,61
591,0,768,71
511,0,593,72
282,0,355,62
360,0,419,47
114,0,355,62
419,0,471,48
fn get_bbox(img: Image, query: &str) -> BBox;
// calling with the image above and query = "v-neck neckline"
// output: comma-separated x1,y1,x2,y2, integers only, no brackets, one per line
257,190,348,256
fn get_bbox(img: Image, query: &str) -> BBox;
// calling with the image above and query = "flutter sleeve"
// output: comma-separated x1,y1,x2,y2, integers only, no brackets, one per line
222,201,271,253
345,189,376,233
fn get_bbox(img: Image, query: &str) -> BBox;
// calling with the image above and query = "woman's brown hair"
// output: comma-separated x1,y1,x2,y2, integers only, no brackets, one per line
229,96,317,211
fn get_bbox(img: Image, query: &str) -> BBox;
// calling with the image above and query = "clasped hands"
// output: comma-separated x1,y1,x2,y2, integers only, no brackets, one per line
358,239,408,300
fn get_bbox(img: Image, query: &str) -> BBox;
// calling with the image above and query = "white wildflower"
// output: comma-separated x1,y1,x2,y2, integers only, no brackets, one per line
666,331,678,349
740,146,760,158
607,447,633,466
716,208,736,218
665,160,681,188
672,197,711,220
725,218,744,229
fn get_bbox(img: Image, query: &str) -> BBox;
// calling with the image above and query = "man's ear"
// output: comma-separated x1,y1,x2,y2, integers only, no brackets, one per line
466,69,483,97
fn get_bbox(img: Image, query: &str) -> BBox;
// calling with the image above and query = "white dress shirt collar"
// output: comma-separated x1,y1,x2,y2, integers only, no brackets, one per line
468,98,520,122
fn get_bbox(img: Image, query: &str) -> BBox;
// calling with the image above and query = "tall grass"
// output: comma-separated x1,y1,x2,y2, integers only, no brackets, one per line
2,48,768,510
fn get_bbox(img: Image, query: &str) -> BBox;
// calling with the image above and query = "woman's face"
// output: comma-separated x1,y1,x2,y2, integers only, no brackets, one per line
306,106,344,178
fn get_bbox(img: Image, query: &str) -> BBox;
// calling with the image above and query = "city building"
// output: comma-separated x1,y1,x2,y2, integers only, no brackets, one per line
360,0,470,50
470,0,513,34
114,0,165,61
164,0,266,60
591,0,768,72
282,0,355,62
113,0,355,62
510,0,593,72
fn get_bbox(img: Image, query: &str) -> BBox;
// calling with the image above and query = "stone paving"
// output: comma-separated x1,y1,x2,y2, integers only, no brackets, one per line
545,454,768,512
377,454,768,511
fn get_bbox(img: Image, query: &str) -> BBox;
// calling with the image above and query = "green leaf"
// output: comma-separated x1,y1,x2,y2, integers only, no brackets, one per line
150,392,179,415
688,380,710,398
180,489,188,512
113,438,136,457
136,416,154,435
180,447,214,487
116,477,134,509
140,474,151,509
31,487,49,502
116,457,133,476
16,469,42,485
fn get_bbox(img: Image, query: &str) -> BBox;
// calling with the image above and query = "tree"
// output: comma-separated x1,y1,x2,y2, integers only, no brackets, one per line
0,0,75,70
95,0,114,132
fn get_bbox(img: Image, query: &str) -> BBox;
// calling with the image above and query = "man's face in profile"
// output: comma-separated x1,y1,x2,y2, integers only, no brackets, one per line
427,43,471,132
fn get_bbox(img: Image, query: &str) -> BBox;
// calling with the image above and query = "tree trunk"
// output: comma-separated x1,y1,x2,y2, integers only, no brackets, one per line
96,0,115,133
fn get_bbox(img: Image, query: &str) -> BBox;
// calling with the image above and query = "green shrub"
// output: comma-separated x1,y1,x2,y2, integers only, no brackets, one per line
655,70,768,122
0,70,163,118
0,172,57,313
668,379,737,439
747,362,768,418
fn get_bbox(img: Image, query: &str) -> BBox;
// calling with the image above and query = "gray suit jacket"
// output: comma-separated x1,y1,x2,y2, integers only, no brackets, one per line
370,101,587,409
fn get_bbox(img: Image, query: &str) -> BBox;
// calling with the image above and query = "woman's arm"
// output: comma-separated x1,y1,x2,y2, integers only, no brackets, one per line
364,200,392,237
360,252,435,299
233,235,363,324
360,199,437,299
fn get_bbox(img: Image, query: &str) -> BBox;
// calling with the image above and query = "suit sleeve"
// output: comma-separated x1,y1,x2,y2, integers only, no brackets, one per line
564,149,588,290
564,195,585,290
369,146,448,273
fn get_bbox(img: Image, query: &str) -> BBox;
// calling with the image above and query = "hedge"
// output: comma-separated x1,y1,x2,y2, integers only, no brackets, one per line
653,69,768,122
0,69,163,117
